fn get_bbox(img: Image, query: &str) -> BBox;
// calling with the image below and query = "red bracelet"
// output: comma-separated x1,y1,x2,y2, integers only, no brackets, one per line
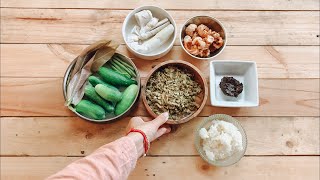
126,128,150,156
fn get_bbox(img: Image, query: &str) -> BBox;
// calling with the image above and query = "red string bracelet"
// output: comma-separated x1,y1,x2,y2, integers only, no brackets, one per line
126,128,150,157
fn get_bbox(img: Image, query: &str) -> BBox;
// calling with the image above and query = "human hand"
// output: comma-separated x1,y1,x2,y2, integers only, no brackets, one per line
126,112,171,142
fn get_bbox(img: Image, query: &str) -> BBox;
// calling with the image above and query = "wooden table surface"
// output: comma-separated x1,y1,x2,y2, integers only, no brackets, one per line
1,0,319,179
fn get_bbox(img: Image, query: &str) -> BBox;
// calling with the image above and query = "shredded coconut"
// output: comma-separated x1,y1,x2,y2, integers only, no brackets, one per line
199,120,243,161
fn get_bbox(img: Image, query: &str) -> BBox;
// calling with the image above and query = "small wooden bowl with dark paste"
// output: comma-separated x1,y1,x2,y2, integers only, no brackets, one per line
142,60,208,124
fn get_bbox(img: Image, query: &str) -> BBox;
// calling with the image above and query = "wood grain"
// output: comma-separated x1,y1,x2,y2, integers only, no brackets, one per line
1,156,319,180
0,78,73,116
1,9,319,45
1,0,319,179
2,44,319,79
1,117,319,156
2,0,319,10
1,78,319,117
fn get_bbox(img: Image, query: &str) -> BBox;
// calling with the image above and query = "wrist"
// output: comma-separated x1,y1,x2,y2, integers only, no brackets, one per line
127,132,144,157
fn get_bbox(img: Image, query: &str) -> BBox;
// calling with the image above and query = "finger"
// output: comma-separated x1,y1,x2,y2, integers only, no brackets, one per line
155,127,171,139
159,124,171,130
164,126,171,133
151,112,169,128
158,125,171,133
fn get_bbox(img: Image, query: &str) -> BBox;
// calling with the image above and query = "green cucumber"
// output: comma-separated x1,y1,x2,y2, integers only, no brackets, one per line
95,84,122,104
75,100,106,120
84,83,114,113
115,84,139,115
88,76,118,91
98,67,137,87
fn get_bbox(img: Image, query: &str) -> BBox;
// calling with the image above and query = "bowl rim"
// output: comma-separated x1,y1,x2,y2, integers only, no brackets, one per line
122,5,177,57
179,15,228,60
209,60,259,107
141,60,208,124
194,114,248,167
62,53,141,123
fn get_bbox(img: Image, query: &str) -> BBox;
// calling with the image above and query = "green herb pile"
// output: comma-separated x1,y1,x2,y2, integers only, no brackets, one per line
146,66,202,120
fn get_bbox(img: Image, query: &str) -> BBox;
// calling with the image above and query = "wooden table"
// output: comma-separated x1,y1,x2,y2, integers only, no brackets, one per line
1,0,319,179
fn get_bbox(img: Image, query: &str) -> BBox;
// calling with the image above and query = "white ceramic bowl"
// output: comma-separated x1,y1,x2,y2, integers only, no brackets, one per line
180,16,227,60
210,60,259,107
122,6,177,60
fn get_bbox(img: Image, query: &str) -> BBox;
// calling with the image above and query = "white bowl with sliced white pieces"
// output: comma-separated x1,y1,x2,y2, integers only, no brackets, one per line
122,6,177,60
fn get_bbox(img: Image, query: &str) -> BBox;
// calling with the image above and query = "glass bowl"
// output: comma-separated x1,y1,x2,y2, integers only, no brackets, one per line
195,114,247,166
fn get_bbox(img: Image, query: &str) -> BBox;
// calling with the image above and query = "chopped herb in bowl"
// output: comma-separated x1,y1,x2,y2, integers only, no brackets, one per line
145,66,202,120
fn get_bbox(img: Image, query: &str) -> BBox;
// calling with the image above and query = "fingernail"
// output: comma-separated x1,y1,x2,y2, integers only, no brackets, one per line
163,112,169,119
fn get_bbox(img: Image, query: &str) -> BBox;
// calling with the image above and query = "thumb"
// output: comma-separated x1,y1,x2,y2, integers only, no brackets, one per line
151,112,169,128
155,127,171,139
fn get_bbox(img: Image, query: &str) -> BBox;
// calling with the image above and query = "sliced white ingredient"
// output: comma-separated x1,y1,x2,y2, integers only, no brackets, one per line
154,18,169,28
140,17,159,34
131,24,174,53
131,25,141,36
134,10,153,27
139,21,170,40
127,34,139,43
199,120,243,161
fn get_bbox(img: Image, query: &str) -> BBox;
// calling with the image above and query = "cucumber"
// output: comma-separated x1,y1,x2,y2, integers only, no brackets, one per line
115,84,139,115
88,76,118,91
95,84,122,104
75,100,106,120
98,67,137,87
84,83,114,113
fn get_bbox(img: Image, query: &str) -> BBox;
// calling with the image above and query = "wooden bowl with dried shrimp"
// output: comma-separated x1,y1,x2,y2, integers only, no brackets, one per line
142,60,208,124
180,16,227,60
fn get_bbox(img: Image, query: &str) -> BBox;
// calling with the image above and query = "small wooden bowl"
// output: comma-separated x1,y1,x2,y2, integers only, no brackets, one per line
142,60,208,124
180,16,227,60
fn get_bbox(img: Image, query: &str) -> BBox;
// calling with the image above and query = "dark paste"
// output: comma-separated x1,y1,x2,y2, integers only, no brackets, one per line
219,77,243,97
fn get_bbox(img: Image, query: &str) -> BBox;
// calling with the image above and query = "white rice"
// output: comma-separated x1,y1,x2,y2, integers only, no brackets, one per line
199,120,243,161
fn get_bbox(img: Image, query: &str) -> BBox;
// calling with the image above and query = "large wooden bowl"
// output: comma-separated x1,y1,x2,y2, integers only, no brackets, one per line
142,60,208,124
